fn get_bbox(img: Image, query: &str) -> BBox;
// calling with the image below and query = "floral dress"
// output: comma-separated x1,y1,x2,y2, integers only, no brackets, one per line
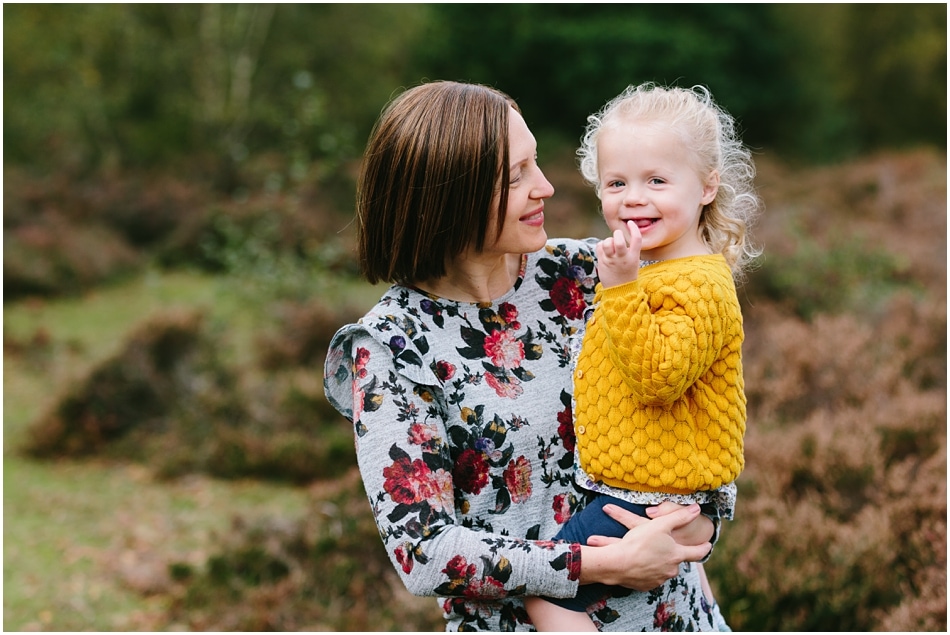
323,238,721,632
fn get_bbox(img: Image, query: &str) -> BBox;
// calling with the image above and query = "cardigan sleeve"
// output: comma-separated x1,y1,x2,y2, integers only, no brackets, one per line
594,269,727,407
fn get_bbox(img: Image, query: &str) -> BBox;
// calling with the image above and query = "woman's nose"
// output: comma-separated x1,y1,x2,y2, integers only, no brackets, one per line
535,170,555,199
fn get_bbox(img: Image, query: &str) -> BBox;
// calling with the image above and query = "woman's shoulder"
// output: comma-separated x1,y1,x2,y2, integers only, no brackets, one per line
527,237,599,277
540,236,600,258
325,284,438,380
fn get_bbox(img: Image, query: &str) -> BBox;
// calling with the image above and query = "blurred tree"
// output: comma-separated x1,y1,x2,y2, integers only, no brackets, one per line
772,3,946,160
3,4,430,189
837,4,946,150
2,3,945,179
408,4,793,149
408,3,946,161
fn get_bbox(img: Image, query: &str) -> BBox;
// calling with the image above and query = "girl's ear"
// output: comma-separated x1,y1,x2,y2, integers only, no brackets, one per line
701,170,720,205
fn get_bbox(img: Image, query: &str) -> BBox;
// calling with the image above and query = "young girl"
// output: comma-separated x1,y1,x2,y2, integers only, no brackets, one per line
526,83,762,631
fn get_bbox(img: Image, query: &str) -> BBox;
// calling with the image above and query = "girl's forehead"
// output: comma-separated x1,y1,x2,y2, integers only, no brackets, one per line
602,118,686,150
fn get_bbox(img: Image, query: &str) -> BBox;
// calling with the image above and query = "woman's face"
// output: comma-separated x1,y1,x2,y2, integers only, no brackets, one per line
482,107,555,256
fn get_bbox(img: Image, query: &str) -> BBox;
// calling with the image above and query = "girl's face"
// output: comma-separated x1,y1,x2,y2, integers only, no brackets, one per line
597,119,719,262
481,107,554,256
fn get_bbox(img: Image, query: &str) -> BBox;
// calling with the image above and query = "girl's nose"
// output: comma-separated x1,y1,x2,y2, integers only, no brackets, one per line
623,185,645,205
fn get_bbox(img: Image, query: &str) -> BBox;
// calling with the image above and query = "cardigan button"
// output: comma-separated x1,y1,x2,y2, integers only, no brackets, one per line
576,370,584,378
577,425,586,435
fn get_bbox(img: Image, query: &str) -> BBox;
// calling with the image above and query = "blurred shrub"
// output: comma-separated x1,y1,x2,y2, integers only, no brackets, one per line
3,167,207,300
699,147,948,630
164,200,355,281
748,228,910,320
254,300,366,371
2,162,359,301
746,149,946,321
4,216,140,299
164,470,444,631
710,292,946,629
23,308,355,484
24,309,236,458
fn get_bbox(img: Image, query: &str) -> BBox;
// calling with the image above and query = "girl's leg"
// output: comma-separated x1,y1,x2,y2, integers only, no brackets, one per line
525,597,598,632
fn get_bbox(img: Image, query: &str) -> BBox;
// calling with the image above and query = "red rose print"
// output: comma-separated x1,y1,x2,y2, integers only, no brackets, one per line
654,601,674,629
485,372,523,399
498,302,518,324
557,406,575,452
394,543,413,574
382,456,432,506
427,468,455,514
550,277,585,320
503,456,532,503
454,449,490,494
552,493,572,525
464,576,506,600
565,543,582,581
435,360,456,381
408,422,438,446
354,346,370,378
443,555,476,582
483,329,524,369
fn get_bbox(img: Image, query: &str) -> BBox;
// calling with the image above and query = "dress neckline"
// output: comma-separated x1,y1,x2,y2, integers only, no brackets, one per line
406,254,528,306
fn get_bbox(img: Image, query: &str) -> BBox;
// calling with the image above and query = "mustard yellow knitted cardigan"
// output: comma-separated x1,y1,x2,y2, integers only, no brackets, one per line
574,254,746,495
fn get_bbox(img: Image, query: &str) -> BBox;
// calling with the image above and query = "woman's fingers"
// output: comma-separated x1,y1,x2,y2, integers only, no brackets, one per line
645,501,683,518
599,503,711,560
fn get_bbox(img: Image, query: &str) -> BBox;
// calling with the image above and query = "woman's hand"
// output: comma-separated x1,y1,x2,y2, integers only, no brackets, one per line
579,503,712,592
646,501,715,547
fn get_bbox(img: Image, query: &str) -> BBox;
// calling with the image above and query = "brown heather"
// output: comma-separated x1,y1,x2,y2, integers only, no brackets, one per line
706,148,947,631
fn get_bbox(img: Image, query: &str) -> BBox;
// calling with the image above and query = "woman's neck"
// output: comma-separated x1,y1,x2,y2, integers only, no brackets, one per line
415,252,522,303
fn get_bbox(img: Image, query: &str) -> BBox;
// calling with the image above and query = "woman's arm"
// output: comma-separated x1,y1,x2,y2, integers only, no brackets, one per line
327,329,581,601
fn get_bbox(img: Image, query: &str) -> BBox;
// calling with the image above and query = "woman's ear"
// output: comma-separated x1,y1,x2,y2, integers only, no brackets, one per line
701,170,720,205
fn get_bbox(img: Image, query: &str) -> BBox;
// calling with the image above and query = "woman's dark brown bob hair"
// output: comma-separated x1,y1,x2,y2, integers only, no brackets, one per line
356,81,518,285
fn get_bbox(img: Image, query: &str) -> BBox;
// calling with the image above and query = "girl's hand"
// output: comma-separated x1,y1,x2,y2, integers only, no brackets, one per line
596,220,642,288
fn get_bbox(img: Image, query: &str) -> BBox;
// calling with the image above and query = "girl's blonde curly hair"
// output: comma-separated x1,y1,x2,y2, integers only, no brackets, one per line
577,83,762,282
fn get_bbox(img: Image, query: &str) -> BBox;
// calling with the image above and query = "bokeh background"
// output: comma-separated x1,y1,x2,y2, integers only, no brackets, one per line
4,4,946,631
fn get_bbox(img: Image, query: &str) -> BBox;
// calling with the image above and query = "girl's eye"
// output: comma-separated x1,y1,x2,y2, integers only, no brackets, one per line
649,177,665,185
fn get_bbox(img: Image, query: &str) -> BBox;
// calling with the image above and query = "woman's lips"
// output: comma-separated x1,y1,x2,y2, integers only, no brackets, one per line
521,210,545,226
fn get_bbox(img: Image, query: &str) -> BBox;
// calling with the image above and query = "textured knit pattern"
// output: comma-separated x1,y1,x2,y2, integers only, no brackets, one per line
575,255,746,495
324,239,724,632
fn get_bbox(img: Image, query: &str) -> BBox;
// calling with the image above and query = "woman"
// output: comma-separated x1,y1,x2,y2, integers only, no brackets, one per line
323,80,720,631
